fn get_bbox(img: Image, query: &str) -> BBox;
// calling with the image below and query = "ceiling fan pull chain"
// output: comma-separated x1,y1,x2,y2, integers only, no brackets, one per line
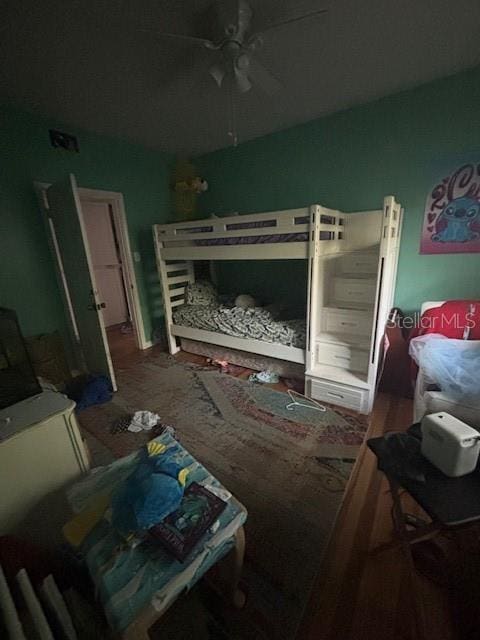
228,86,238,147
227,88,238,147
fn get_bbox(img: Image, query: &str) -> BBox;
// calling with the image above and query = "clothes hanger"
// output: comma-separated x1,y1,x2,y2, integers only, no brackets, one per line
285,389,326,413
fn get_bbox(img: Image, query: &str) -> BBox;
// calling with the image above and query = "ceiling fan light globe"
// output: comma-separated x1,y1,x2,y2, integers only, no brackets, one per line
236,53,250,71
235,68,252,93
209,64,225,87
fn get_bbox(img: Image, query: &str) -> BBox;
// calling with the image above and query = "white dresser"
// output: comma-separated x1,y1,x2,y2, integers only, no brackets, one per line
0,390,90,543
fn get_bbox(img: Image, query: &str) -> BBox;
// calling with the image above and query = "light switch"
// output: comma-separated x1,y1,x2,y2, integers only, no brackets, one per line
133,251,141,262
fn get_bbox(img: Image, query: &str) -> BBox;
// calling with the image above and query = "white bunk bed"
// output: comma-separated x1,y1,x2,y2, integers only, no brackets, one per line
153,197,403,414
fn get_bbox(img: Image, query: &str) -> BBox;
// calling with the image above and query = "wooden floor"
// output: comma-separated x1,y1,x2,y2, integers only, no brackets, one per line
106,324,138,363
299,393,456,640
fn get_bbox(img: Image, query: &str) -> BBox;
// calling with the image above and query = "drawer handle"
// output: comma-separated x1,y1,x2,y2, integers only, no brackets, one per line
327,391,344,399
340,321,356,327
334,354,350,360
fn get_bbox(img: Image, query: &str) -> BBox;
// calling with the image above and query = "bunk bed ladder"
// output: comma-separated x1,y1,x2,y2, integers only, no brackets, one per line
154,226,195,354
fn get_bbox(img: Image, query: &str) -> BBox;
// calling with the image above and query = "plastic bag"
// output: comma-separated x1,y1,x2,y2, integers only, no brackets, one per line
415,337,480,403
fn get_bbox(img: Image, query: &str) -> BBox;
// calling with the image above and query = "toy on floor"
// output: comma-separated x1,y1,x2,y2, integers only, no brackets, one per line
207,358,230,373
248,370,280,384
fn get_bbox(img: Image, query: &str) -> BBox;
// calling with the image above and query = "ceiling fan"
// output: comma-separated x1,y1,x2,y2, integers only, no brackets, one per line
142,0,329,95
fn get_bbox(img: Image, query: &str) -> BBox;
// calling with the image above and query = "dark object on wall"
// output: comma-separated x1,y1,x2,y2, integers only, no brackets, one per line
378,307,413,398
0,308,41,410
25,331,71,387
49,129,79,152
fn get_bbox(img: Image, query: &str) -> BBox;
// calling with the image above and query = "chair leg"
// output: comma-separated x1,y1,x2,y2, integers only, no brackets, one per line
388,479,428,640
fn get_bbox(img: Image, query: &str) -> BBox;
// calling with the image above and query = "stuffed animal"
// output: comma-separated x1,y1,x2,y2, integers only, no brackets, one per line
235,294,256,309
111,441,188,535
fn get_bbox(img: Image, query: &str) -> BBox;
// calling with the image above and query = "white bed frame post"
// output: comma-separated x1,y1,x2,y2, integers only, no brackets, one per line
306,205,322,374
367,195,403,411
153,225,195,355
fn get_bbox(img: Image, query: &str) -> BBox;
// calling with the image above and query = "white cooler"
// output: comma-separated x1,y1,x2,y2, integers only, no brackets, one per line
421,412,480,477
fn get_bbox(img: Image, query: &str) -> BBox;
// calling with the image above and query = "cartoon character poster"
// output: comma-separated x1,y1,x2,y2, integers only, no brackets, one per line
420,163,480,254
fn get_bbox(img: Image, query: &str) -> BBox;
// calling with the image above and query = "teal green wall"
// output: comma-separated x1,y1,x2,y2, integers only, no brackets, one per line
0,105,172,340
2,66,480,346
196,67,480,314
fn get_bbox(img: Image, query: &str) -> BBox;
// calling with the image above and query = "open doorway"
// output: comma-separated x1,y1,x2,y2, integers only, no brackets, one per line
36,178,149,392
79,191,142,365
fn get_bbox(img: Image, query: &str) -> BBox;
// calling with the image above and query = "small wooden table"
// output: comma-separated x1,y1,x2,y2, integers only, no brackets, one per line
65,432,247,639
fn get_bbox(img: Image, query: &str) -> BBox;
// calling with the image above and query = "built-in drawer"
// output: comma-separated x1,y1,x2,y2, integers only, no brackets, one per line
308,377,367,412
322,308,373,336
315,341,369,373
340,253,378,275
332,277,377,305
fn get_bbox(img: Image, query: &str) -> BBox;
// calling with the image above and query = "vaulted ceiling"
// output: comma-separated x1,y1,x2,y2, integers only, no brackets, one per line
1,0,480,155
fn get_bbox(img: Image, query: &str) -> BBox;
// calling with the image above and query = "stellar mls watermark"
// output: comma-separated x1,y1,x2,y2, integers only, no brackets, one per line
388,312,477,331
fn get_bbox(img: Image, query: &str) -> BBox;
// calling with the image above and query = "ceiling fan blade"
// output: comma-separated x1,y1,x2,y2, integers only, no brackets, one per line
257,8,328,36
236,0,253,41
137,29,216,48
160,50,217,100
248,57,282,95
234,67,252,93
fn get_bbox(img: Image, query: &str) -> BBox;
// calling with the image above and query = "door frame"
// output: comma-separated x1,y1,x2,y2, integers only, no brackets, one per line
78,188,150,350
35,183,150,352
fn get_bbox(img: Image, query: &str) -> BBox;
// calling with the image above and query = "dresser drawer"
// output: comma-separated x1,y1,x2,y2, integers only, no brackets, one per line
315,341,369,374
323,308,373,336
308,378,366,411
332,277,377,305
340,253,378,275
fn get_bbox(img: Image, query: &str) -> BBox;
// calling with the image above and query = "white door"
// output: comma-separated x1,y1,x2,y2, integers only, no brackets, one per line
81,201,129,327
45,175,117,390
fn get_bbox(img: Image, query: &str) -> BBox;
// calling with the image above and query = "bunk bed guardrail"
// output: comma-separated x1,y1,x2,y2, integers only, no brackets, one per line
154,206,344,254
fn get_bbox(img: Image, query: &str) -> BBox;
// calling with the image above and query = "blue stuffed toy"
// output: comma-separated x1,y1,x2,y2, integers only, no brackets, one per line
111,441,188,536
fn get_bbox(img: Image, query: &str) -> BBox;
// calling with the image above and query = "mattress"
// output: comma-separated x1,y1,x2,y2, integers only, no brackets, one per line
188,215,335,246
195,231,309,246
173,303,306,348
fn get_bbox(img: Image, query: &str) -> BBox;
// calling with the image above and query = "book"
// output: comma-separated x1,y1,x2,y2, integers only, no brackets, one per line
149,482,227,562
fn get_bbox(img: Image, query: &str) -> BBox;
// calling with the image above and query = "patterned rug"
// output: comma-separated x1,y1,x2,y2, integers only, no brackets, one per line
78,353,369,639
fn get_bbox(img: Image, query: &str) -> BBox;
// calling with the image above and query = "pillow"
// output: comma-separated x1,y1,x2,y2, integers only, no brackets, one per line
185,280,218,306
235,294,256,309
410,300,480,340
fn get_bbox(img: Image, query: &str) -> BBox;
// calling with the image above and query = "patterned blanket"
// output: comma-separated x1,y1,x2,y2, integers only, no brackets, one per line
173,304,306,348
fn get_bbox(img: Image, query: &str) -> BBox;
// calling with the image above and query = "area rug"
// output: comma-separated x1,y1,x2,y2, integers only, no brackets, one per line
77,353,369,639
